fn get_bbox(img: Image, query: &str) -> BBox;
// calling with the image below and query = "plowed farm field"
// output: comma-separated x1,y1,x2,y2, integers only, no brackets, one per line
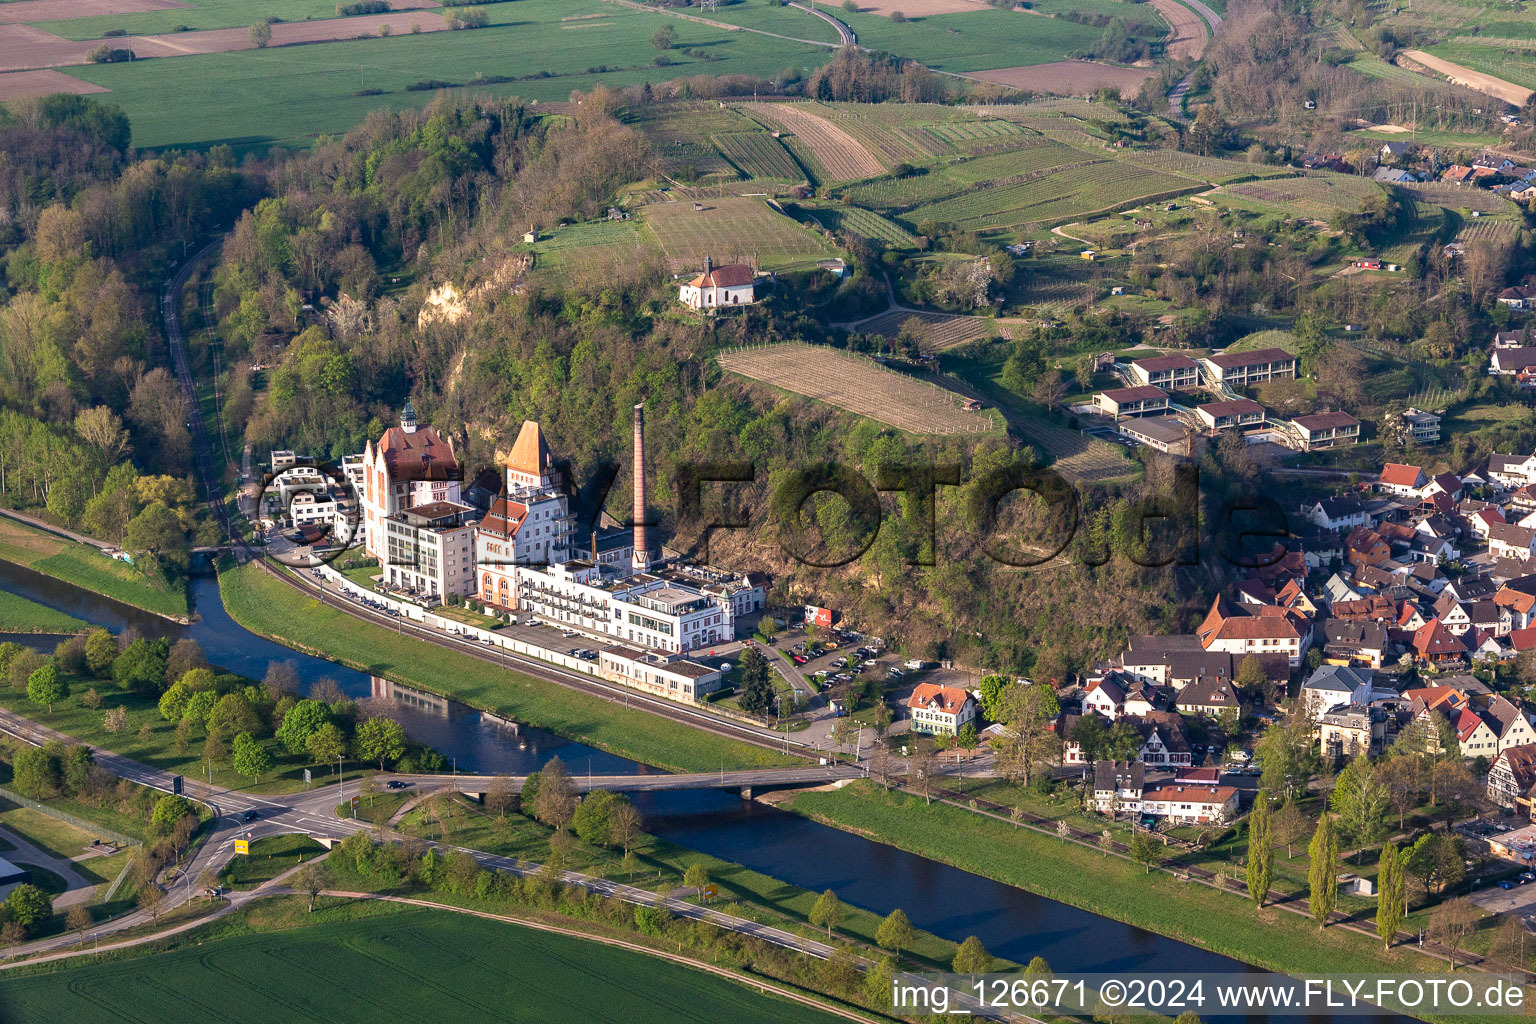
718,344,997,434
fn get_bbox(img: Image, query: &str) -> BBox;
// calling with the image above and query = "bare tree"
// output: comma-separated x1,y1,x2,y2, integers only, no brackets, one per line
296,861,325,912
1430,898,1479,968
484,774,516,819
137,885,166,921
908,739,936,805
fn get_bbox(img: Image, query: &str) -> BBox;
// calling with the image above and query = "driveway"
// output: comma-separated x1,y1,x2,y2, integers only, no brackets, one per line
0,824,98,909
1471,878,1536,919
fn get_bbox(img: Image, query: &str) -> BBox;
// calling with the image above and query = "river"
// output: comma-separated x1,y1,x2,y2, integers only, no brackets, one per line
3,560,1395,1020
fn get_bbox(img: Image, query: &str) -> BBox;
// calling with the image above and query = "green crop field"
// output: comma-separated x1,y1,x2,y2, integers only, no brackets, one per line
680,0,844,43
0,903,848,1024
67,0,832,151
712,132,806,181
908,161,1198,230
807,206,920,248
527,218,661,277
27,0,363,41
641,197,840,271
832,6,1133,73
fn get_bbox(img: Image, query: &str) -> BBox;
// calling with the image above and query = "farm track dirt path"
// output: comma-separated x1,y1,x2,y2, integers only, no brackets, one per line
1397,48,1532,106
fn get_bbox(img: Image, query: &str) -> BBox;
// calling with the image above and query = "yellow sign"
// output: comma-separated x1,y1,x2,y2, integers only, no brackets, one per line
234,838,249,856
701,883,718,900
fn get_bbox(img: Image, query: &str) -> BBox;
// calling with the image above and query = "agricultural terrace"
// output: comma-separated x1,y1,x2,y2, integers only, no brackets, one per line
641,197,840,272
711,132,807,182
745,103,887,182
1404,180,1511,213
907,161,1199,231
823,102,1038,158
807,206,921,249
718,343,997,434
1213,175,1387,219
1111,148,1296,185
837,139,1091,211
57,0,832,151
0,904,850,1024
847,308,1004,349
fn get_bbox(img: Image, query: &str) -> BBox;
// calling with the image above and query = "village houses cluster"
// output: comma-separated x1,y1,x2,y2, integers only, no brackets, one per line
1068,441,1536,831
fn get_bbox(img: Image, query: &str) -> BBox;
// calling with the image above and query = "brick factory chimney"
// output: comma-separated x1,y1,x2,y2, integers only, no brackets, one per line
632,402,649,571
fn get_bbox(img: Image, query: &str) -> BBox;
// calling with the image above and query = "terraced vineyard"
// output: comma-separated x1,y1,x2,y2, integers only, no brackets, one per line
1218,174,1386,218
923,119,1032,148
1118,149,1296,184
718,343,998,434
818,105,941,164
808,207,922,248
839,140,1091,211
1406,181,1511,212
749,104,887,181
713,132,806,182
626,101,762,144
642,197,840,272
1458,218,1520,243
910,162,1198,230
847,308,1005,349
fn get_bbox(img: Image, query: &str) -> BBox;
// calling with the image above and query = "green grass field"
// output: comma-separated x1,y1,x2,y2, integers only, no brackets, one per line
527,218,661,278
681,0,844,43
32,0,362,40
0,592,86,634
641,197,840,272
222,834,326,889
0,901,849,1024
67,0,832,151
834,6,1109,74
218,562,798,771
0,518,187,620
907,161,1199,231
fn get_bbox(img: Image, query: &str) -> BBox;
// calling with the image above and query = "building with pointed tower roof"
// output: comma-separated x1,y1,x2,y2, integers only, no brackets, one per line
360,401,461,561
474,419,574,612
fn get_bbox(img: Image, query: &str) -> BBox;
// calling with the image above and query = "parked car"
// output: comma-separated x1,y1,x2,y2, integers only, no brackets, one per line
792,655,808,664
1499,880,1515,890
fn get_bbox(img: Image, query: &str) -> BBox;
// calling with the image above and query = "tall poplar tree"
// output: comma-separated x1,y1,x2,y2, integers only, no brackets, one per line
1376,841,1405,950
1308,812,1339,930
1246,792,1274,907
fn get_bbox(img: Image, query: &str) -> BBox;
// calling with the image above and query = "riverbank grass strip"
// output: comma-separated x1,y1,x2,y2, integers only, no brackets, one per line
0,592,87,634
0,518,187,620
218,562,798,773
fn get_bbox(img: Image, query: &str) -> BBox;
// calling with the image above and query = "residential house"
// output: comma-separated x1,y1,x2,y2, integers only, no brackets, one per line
1378,463,1428,497
1487,694,1536,754
1175,676,1241,717
1320,704,1389,759
1137,782,1240,824
1095,386,1170,419
1196,398,1266,433
1090,760,1145,815
1305,496,1370,533
1129,354,1199,390
1496,576,1536,630
1199,348,1298,387
1292,411,1362,451
906,683,977,737
1082,675,1128,720
1119,634,1205,685
1490,522,1536,563
1301,664,1375,721
1489,452,1536,490
1195,595,1310,667
1118,416,1193,455
1399,408,1441,445
1498,286,1536,311
1488,744,1536,815
1346,526,1391,572
1454,705,1500,759
1320,618,1389,669
1412,618,1467,666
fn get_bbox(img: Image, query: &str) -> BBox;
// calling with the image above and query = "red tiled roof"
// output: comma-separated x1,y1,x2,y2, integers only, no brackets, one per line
1379,463,1424,488
374,424,459,482
907,683,971,717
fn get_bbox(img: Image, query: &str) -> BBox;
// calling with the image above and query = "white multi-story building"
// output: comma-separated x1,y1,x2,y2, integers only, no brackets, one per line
515,562,735,654
381,501,477,600
361,401,461,562
598,645,724,703
475,420,574,611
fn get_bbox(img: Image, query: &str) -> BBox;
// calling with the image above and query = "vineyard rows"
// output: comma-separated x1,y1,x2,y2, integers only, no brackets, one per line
751,104,887,181
839,141,1094,210
643,197,839,272
626,101,759,145
1406,181,1511,212
910,162,1195,230
1221,175,1386,218
718,343,996,434
848,309,1003,350
809,207,922,249
819,106,941,164
1120,149,1296,184
712,132,805,182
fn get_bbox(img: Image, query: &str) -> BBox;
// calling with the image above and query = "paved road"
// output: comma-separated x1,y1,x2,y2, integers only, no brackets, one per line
0,825,97,908
1161,0,1222,120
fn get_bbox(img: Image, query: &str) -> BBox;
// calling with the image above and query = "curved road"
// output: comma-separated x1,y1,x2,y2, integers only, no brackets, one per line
1162,0,1222,119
